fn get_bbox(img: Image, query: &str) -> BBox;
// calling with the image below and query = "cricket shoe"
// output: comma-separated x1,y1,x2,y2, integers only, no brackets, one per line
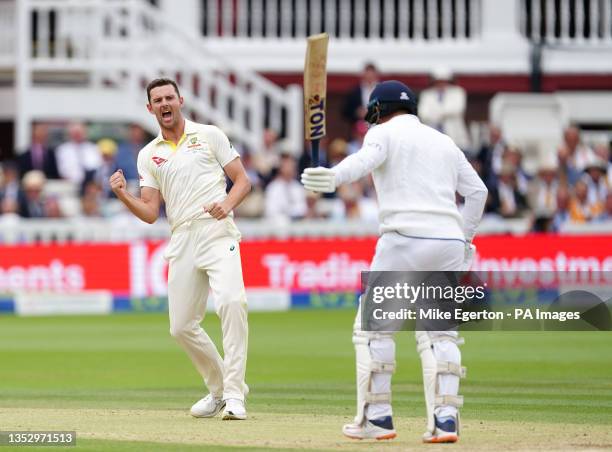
222,398,247,420
190,394,225,418
342,416,397,440
422,415,459,444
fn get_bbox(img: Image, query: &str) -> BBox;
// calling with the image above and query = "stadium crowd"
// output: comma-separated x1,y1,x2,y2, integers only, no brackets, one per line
1,119,610,232
1,70,611,233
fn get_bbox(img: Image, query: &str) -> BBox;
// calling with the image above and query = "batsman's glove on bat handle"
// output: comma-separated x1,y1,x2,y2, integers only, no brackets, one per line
301,167,337,193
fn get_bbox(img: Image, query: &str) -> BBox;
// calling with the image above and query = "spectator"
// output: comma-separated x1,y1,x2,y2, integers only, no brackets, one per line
557,143,582,187
597,192,612,221
18,170,47,218
0,196,19,217
488,163,529,218
0,163,20,217
91,138,120,198
252,128,281,186
16,124,60,179
418,67,470,150
240,150,262,188
116,124,147,181
501,146,529,194
569,178,603,222
582,154,609,208
466,153,484,179
347,120,368,155
304,191,325,219
327,138,377,204
342,62,380,125
328,138,348,167
561,125,595,172
330,182,378,222
552,186,571,231
44,196,64,218
477,124,505,189
233,151,265,218
0,161,20,205
80,180,103,217
264,154,306,220
56,122,102,185
527,159,559,231
592,142,611,186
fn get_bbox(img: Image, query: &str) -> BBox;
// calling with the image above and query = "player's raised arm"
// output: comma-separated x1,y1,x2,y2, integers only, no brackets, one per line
300,129,389,193
333,129,389,184
301,81,417,193
110,169,161,224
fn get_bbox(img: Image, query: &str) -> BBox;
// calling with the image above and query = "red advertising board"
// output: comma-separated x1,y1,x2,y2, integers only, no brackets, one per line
0,235,610,296
240,238,375,290
0,244,130,294
475,235,612,269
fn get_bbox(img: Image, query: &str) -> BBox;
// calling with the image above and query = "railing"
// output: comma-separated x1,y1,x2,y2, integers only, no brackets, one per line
6,0,612,70
521,0,612,44
16,0,303,153
0,0,15,65
0,217,382,244
2,216,610,244
201,0,612,46
202,0,481,40
2,215,592,244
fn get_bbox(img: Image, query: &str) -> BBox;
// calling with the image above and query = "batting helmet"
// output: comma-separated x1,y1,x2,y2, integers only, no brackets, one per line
364,80,417,125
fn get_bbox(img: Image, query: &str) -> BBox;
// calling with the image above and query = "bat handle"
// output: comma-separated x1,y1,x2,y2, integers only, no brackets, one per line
311,139,320,167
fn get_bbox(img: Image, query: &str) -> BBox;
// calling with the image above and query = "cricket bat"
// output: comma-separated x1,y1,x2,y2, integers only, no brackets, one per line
303,33,329,167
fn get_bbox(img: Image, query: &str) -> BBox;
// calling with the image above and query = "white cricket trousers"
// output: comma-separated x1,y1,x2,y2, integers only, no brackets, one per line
164,217,248,402
355,232,464,420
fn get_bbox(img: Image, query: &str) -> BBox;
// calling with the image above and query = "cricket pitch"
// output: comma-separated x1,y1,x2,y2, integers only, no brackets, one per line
0,408,610,451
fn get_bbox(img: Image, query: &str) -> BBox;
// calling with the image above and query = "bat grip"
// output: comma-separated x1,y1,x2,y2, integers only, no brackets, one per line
311,139,320,167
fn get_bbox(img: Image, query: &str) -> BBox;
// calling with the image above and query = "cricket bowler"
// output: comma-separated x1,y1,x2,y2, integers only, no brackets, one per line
110,78,250,420
301,81,488,443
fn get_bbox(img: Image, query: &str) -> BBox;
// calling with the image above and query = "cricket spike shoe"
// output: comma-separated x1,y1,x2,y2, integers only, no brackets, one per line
422,415,459,444
190,394,225,418
222,398,247,420
342,416,397,440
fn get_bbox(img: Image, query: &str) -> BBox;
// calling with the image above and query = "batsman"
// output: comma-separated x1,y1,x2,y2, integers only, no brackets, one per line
301,81,488,443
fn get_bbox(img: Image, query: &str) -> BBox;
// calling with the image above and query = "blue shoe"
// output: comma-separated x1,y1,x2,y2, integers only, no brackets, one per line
343,416,397,440
422,415,458,443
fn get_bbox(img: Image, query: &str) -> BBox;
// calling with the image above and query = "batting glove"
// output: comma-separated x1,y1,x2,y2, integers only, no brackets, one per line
301,167,337,193
462,241,476,271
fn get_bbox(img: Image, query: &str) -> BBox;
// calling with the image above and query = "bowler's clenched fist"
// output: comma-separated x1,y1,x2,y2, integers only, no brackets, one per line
204,201,229,220
109,169,126,194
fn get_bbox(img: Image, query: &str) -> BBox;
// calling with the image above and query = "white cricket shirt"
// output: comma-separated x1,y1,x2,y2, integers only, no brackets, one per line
137,119,239,231
333,114,487,241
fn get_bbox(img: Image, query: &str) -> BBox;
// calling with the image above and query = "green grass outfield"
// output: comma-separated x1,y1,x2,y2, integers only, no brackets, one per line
0,310,611,451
